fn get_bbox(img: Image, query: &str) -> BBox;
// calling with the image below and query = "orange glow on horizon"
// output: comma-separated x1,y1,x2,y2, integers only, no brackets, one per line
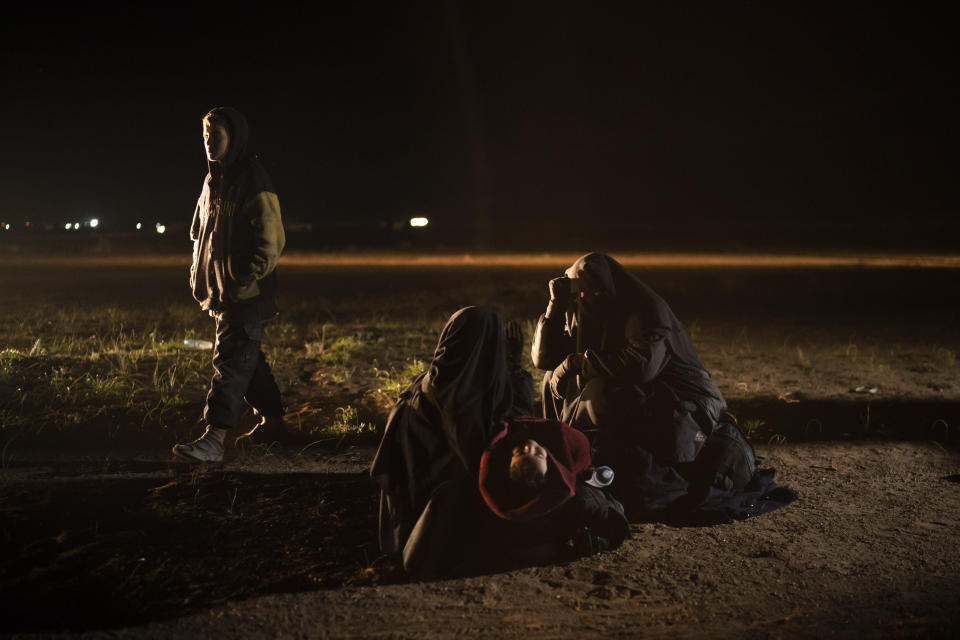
9,251,960,270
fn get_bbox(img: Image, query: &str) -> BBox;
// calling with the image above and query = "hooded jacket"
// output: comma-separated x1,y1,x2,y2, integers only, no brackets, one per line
478,416,591,520
189,107,286,321
532,252,726,426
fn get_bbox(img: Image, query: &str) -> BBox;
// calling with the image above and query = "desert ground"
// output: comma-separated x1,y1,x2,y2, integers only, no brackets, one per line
2,251,959,638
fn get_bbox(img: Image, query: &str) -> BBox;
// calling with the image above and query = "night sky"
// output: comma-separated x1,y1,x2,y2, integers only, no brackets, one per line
2,3,957,247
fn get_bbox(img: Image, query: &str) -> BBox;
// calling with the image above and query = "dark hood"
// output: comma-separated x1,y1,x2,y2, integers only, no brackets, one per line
478,416,591,521
424,306,513,471
205,106,251,176
564,252,618,297
370,306,515,517
370,306,518,554
560,253,718,407
563,252,679,346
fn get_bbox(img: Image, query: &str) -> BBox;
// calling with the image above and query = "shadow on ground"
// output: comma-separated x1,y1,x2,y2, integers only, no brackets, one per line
0,464,405,633
728,397,960,444
2,397,958,633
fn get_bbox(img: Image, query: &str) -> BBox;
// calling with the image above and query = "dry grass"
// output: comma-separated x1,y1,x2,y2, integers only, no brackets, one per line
2,257,959,450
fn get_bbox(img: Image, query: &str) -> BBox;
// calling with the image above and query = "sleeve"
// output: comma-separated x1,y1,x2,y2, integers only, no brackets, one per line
190,197,202,242
188,197,203,290
531,311,576,371
239,190,286,281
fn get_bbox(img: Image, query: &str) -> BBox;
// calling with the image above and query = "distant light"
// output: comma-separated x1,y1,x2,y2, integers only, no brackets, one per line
409,217,429,228
65,223,72,230
155,223,166,234
3,223,9,231
136,222,142,230
73,222,81,230
89,218,99,228
25,221,31,228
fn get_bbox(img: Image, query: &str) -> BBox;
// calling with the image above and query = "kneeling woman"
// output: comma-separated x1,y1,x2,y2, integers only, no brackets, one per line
533,253,796,523
370,306,628,579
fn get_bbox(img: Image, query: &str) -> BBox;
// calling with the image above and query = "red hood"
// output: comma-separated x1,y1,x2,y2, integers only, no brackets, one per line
478,416,591,520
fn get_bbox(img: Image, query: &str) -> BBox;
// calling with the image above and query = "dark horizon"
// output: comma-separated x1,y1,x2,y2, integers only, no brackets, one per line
2,3,957,249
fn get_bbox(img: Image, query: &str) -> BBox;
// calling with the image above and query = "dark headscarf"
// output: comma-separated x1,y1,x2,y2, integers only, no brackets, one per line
561,252,723,420
423,306,514,468
370,306,514,553
564,252,680,352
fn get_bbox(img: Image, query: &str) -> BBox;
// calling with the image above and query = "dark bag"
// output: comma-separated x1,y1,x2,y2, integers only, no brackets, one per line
669,400,708,463
623,385,706,464
694,421,756,492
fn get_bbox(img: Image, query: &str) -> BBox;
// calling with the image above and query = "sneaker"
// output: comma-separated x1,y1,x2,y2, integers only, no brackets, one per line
172,427,226,462
235,415,294,447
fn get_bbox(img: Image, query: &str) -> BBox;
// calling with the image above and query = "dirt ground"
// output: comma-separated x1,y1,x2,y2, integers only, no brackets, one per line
2,253,960,638
2,441,959,639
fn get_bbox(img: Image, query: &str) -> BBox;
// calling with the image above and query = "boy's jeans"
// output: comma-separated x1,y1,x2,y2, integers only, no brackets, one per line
203,314,283,429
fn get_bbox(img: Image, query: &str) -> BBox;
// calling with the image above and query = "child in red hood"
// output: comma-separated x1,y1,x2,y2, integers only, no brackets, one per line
479,416,591,521
371,307,628,579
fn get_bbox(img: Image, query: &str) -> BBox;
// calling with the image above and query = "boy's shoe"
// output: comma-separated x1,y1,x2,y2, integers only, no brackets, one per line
172,427,226,462
235,415,295,447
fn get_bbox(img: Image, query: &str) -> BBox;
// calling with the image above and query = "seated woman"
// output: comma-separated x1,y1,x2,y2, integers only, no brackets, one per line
370,306,628,580
532,253,795,523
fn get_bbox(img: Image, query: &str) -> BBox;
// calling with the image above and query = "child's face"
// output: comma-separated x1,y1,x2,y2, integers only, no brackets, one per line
510,439,548,477
203,120,230,162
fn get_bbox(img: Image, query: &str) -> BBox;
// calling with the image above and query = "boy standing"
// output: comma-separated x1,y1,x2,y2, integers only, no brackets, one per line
173,107,288,462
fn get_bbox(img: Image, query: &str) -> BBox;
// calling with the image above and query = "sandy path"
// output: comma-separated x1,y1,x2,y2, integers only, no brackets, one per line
9,441,953,639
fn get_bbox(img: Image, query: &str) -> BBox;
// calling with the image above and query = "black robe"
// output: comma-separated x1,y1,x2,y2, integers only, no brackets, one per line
533,252,726,439
371,306,517,556
532,253,796,523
